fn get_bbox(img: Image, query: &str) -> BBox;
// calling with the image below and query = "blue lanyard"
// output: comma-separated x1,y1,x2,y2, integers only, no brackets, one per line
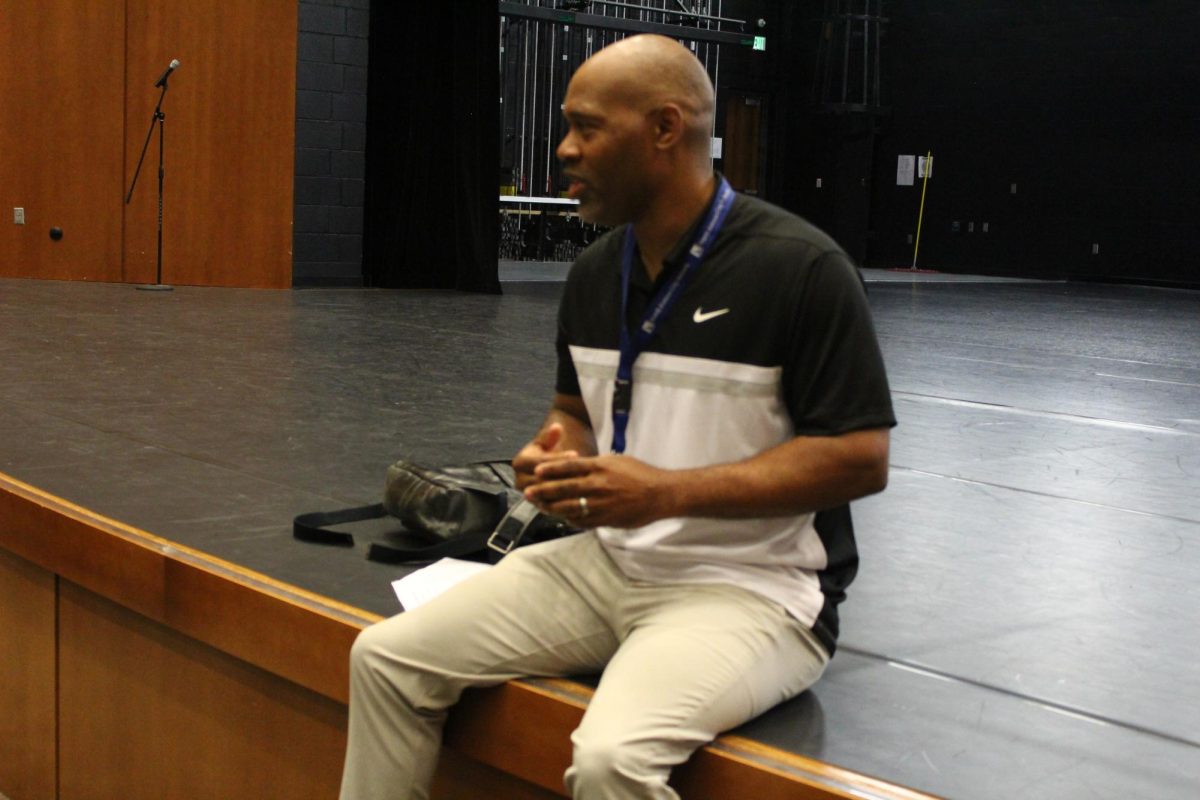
611,177,735,454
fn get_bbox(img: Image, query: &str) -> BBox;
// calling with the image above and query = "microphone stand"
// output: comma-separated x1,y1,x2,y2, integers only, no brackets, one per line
126,77,173,291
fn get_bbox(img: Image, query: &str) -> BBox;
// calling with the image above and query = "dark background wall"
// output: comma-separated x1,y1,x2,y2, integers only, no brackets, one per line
293,0,370,287
732,0,1200,288
871,1,1200,288
3,2,1195,290
297,1,1200,291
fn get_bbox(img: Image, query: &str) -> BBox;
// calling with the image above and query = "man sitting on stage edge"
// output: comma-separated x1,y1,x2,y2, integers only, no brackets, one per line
340,34,896,800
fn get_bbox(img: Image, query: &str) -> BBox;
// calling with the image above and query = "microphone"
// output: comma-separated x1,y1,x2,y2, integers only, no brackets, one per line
154,59,180,88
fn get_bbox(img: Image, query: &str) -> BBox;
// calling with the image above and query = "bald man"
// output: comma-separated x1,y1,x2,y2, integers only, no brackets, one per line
340,35,895,800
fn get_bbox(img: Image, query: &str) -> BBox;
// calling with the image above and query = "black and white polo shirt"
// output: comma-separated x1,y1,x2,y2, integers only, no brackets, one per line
555,191,895,655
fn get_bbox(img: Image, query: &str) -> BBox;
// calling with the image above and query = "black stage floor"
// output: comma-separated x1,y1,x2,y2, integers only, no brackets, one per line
1,271,1198,798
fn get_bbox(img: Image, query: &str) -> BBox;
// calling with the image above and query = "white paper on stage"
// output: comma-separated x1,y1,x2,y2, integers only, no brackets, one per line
391,558,492,610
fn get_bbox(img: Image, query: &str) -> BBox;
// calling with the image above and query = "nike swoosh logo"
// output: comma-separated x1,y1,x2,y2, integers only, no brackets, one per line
693,307,730,324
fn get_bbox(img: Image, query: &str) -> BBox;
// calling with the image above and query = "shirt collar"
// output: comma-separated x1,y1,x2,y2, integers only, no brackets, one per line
629,173,727,292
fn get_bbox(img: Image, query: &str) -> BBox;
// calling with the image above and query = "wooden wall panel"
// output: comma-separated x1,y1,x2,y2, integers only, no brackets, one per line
433,749,566,800
0,0,125,282
0,471,373,704
58,581,346,800
0,549,57,800
0,1,296,287
123,1,297,288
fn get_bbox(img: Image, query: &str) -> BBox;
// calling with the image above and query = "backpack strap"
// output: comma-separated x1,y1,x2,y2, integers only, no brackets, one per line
292,503,387,546
365,530,496,565
293,504,497,564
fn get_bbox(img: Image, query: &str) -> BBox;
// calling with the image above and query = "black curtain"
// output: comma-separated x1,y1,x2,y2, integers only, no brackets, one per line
364,4,500,292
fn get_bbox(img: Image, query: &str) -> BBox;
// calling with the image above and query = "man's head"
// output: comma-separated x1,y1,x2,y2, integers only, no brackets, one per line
556,35,715,227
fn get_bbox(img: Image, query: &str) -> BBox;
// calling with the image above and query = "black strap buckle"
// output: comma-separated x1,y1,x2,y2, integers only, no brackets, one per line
487,498,543,555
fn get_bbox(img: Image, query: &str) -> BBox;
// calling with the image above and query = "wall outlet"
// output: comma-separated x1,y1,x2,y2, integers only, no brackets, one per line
968,221,975,233
1092,243,1100,255
983,222,989,233
13,208,24,225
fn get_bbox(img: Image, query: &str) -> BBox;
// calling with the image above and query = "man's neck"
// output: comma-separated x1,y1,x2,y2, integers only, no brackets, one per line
632,172,717,282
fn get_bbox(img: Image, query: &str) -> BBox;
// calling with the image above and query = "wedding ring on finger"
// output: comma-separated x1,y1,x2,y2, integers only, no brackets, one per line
579,496,589,518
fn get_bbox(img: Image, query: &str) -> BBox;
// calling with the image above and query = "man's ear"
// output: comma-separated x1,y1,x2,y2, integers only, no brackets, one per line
651,104,685,150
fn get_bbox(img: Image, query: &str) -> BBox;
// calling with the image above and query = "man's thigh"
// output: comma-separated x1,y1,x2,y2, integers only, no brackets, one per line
575,583,829,758
360,532,621,683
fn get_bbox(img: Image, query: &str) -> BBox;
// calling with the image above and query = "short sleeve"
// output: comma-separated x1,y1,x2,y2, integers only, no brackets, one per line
782,251,896,435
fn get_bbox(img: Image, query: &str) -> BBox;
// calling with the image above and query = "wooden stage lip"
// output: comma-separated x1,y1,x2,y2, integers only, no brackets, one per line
0,469,939,800
0,470,372,703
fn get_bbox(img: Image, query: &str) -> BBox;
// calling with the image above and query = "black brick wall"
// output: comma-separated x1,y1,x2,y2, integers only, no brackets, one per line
293,0,370,286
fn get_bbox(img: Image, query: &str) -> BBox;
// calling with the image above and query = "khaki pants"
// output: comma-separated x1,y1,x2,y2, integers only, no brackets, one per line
340,532,829,800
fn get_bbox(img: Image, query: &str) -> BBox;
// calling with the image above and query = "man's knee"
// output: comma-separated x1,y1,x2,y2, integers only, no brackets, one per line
348,619,464,714
348,619,422,696
349,621,390,675
568,730,665,794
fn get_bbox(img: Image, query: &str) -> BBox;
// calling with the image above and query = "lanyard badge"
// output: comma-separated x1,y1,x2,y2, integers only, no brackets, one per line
611,177,735,454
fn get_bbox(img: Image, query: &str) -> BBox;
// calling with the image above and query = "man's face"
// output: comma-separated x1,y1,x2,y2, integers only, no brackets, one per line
556,68,654,227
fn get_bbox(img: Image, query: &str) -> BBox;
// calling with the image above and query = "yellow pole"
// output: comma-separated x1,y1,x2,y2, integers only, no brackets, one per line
911,151,932,269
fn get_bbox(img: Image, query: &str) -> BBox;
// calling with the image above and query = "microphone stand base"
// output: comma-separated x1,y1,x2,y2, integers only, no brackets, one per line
136,284,175,292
